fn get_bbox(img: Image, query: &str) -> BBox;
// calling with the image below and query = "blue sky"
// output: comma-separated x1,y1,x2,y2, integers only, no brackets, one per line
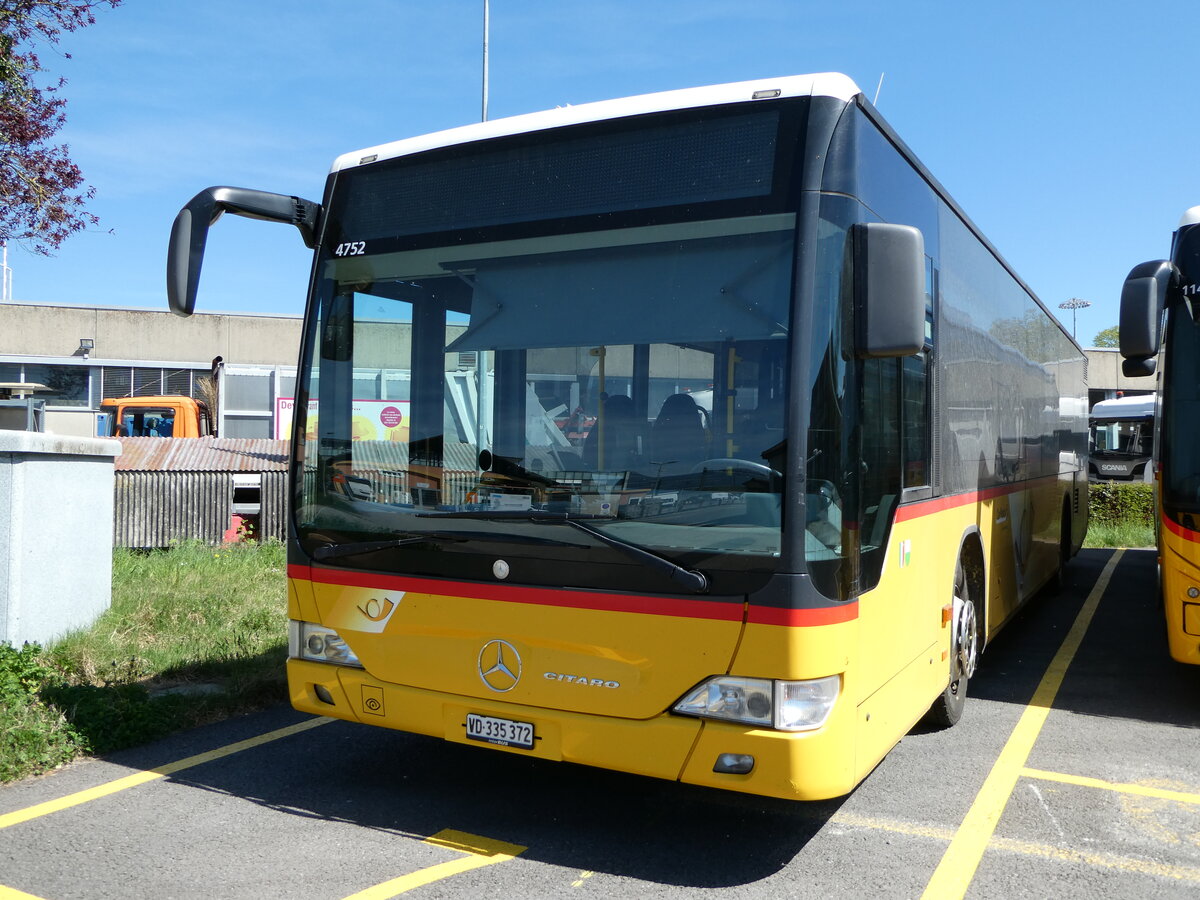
9,0,1198,345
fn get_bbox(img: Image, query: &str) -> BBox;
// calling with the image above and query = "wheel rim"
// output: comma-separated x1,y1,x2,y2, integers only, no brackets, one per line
951,592,978,686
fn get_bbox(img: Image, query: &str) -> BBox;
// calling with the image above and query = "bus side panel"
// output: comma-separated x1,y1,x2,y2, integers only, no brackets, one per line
694,618,858,800
856,510,953,704
680,703,858,801
287,576,319,623
729,615,856,681
853,507,963,780
1026,477,1073,592
1160,517,1200,665
984,480,1066,635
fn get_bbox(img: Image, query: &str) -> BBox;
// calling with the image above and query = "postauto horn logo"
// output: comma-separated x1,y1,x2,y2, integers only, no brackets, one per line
478,639,522,692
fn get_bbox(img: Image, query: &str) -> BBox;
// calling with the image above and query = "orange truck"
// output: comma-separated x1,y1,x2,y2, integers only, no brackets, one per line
99,395,213,438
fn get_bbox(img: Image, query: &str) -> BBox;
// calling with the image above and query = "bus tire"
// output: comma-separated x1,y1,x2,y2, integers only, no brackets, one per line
924,558,979,728
1053,500,1071,594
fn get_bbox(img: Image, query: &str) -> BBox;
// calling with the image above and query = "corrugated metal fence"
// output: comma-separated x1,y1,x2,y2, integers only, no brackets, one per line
115,471,233,548
113,437,289,549
260,470,288,543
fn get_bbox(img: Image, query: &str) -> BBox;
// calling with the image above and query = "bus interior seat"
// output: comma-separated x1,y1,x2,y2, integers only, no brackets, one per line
582,394,642,470
650,393,708,471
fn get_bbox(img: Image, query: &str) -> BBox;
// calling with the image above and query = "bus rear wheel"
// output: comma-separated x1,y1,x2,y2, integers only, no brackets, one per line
924,560,979,728
1052,501,1071,594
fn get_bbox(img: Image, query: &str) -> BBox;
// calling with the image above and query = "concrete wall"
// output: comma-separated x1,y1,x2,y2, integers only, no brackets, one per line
44,409,100,437
0,432,120,648
1084,348,1157,395
0,303,303,368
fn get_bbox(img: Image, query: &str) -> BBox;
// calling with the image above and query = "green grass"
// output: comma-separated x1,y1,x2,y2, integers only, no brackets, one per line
1083,520,1155,549
1,540,288,783
0,643,84,783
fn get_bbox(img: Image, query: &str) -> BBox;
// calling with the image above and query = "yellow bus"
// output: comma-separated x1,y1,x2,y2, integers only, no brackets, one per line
1120,206,1200,665
166,74,1088,801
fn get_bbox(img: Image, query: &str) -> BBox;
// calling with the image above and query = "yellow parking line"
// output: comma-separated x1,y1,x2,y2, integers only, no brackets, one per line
0,717,332,830
1022,767,1200,806
920,549,1124,900
342,830,527,899
0,885,50,900
835,811,1200,884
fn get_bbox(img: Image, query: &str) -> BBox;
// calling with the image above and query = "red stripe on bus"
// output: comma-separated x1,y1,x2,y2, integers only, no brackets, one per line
747,601,859,626
1162,514,1200,544
297,566,744,622
894,476,1063,522
290,565,852,626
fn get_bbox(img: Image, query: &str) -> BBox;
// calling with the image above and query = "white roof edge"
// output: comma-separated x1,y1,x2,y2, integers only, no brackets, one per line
1180,205,1200,228
331,73,861,173
1090,394,1154,417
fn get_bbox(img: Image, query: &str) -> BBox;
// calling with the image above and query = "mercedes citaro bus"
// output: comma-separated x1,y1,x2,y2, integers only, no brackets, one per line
167,74,1088,800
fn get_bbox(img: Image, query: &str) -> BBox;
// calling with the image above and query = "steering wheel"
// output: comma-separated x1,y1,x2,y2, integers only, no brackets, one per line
690,458,782,491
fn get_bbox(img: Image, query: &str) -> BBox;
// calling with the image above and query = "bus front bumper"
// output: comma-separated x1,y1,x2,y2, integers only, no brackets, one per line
288,659,858,801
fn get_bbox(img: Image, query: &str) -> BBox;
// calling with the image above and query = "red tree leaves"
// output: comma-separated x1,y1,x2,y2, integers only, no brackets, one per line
0,1,120,254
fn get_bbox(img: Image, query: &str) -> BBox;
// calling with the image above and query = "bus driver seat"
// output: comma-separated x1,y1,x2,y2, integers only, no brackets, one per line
650,393,708,473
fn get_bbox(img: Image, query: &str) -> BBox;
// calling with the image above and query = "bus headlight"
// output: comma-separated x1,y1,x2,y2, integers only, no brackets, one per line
775,676,840,730
673,674,839,732
289,621,363,668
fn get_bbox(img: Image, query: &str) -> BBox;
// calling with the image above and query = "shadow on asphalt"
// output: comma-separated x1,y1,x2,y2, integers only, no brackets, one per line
968,547,1200,729
105,707,846,888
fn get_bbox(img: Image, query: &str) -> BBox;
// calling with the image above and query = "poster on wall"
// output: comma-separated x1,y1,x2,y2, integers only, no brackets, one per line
275,398,410,442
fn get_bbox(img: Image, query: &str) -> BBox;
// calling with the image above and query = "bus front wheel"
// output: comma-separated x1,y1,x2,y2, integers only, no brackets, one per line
924,560,979,728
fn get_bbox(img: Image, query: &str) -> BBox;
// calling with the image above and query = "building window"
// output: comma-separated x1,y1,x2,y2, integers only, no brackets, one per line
223,415,272,439
165,369,194,395
20,364,91,407
101,367,132,399
100,366,208,402
225,372,272,409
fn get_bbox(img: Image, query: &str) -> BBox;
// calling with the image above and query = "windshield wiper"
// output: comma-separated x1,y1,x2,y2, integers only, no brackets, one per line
311,529,589,561
420,510,709,593
311,534,453,561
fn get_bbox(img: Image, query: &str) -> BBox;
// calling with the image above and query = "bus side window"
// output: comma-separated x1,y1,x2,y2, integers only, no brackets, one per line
901,350,930,488
901,260,935,490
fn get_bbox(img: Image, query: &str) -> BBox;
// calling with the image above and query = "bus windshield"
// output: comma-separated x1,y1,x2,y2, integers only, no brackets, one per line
1163,224,1200,514
292,106,803,594
1091,417,1152,456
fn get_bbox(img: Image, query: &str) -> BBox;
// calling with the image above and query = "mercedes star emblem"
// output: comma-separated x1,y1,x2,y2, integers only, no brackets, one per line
478,639,522,692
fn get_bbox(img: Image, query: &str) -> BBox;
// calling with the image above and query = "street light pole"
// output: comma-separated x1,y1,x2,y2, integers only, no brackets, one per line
1058,297,1091,341
482,0,490,122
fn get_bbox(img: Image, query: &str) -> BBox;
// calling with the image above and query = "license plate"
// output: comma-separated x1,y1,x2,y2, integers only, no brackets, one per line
465,713,535,750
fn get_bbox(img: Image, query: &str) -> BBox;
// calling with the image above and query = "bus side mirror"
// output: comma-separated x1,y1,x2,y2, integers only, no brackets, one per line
852,222,926,358
167,186,322,317
1119,259,1174,376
